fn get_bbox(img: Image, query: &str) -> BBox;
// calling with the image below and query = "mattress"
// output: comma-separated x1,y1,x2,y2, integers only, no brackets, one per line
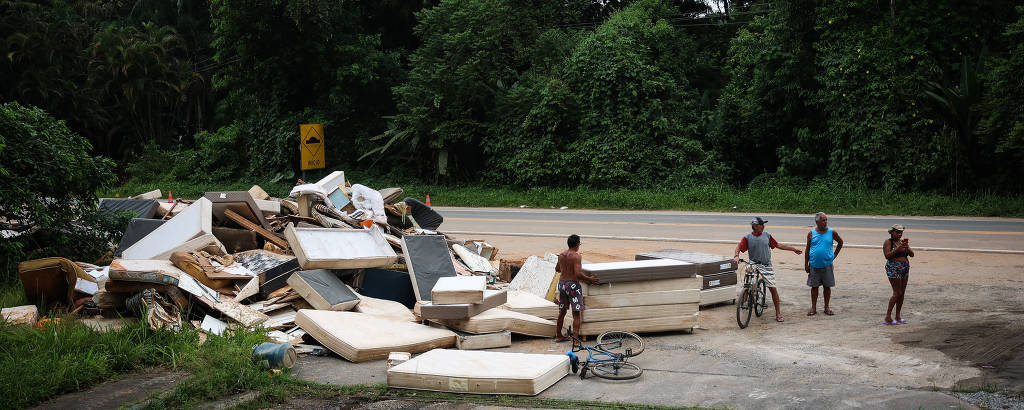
387,349,568,395
295,310,455,362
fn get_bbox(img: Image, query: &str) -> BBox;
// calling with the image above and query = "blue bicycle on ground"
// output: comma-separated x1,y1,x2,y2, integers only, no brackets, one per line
565,328,644,380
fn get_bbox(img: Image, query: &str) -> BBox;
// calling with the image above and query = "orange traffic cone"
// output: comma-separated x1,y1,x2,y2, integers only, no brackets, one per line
168,190,174,203
425,195,431,206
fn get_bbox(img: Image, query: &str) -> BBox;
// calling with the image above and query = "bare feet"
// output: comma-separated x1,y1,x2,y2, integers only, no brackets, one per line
554,337,568,343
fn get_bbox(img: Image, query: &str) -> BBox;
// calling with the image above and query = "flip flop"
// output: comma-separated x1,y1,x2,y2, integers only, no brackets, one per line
776,315,785,322
884,320,897,325
824,309,835,316
807,311,817,316
897,319,907,324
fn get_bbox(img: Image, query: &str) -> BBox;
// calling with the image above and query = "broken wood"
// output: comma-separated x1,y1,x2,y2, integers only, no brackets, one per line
225,208,290,250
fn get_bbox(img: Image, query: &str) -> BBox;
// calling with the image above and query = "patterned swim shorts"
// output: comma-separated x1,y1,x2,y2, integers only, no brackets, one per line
885,261,910,279
558,280,585,312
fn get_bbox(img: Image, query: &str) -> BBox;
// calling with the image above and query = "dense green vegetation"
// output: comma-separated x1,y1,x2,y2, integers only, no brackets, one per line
0,102,128,282
2,0,1022,194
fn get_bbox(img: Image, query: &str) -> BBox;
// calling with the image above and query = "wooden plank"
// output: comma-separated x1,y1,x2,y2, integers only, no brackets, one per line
584,276,703,296
294,310,455,363
582,303,698,322
248,185,270,200
213,299,269,327
387,349,569,396
585,289,700,309
225,208,289,249
234,277,260,302
578,313,698,336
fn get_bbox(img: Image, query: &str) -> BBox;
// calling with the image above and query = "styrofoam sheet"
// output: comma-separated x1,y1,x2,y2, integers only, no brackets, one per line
387,349,569,395
285,225,398,269
295,310,455,362
501,290,558,320
431,276,486,305
122,198,213,260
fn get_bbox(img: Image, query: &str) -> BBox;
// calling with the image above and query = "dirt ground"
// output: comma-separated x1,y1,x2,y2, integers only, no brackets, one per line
492,235,1024,393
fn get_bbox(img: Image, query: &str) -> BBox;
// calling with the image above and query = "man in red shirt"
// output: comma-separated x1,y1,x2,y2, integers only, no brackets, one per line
733,217,802,322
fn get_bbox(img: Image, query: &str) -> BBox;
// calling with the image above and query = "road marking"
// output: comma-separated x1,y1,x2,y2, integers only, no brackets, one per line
442,230,1024,254
445,217,1024,236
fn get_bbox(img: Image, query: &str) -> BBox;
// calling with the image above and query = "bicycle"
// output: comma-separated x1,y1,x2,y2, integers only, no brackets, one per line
564,328,645,380
736,258,771,329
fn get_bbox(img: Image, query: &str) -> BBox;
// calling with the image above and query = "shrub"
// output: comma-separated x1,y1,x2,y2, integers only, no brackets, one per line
0,102,128,284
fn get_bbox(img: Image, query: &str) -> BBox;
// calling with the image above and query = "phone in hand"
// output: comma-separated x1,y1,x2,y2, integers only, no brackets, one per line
902,238,909,246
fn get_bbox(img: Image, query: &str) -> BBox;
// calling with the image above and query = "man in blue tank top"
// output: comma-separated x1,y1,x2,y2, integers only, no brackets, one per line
804,212,844,316
733,217,803,322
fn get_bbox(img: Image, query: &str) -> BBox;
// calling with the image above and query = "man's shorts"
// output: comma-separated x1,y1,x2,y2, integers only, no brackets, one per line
807,265,836,287
761,270,777,287
558,280,585,312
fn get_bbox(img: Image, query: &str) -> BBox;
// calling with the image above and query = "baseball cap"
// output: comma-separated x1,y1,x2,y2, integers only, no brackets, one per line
751,216,768,226
889,223,905,232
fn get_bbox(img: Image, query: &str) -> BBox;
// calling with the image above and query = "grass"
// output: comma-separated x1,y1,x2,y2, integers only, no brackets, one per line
1,277,694,410
105,175,1024,217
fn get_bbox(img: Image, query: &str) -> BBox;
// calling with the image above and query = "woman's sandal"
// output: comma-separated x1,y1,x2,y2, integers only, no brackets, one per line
897,318,907,324
776,315,785,322
884,320,898,325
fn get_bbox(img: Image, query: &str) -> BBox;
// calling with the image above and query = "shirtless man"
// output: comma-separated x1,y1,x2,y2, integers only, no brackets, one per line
554,234,599,342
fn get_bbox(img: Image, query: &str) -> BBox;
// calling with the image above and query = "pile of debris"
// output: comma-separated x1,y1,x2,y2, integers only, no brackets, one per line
3,170,740,396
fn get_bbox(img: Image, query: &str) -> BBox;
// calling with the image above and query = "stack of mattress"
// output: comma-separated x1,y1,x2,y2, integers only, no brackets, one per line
417,276,513,349
635,250,738,306
578,261,702,335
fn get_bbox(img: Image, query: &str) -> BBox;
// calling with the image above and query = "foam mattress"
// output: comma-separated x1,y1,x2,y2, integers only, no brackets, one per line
295,310,455,362
387,349,568,395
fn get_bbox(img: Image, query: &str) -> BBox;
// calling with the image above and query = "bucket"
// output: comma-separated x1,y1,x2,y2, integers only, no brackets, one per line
252,342,297,370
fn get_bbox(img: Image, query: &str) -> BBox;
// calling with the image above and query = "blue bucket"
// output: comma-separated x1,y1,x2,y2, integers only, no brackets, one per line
252,342,297,369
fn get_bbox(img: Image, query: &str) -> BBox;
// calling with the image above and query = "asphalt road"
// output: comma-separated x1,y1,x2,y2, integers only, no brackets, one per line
436,207,1024,253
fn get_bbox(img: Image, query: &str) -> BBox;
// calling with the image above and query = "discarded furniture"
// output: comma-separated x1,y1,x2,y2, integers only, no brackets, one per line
387,349,569,395
286,225,398,269
294,310,455,362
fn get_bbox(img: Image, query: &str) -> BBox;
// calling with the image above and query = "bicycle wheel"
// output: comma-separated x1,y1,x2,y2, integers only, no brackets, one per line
736,287,753,329
596,330,645,357
590,361,643,380
754,279,767,318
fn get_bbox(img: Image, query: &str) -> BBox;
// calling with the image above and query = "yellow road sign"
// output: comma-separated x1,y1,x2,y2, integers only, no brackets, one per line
300,124,325,170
